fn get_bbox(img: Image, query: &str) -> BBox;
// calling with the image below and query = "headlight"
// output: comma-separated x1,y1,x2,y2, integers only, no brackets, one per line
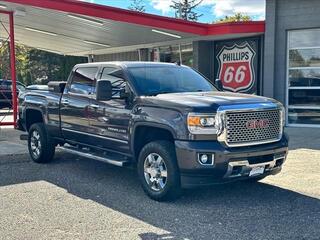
187,113,222,135
280,105,286,128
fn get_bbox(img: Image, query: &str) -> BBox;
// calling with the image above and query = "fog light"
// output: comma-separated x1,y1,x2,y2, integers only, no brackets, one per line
200,154,208,164
198,153,214,165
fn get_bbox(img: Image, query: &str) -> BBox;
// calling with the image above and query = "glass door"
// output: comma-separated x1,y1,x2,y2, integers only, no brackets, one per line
287,29,320,126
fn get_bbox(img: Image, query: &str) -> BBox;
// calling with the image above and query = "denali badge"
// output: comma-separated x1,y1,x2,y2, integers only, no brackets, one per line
246,119,270,129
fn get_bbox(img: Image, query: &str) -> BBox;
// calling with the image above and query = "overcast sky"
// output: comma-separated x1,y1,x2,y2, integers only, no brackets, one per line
82,0,266,23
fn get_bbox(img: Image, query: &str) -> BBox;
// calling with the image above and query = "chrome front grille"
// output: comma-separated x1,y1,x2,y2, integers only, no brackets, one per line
225,109,282,147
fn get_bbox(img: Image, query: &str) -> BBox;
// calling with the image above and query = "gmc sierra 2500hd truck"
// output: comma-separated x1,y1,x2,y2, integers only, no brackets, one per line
18,62,288,201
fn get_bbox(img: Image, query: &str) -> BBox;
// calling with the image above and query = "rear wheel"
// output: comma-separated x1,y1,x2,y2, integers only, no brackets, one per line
138,141,181,201
28,123,55,163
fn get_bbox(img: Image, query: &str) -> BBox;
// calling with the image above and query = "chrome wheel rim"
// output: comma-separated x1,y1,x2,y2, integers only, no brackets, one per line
30,130,41,158
144,153,168,192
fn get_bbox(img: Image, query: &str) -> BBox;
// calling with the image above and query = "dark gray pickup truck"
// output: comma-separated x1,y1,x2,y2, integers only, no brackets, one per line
18,62,288,201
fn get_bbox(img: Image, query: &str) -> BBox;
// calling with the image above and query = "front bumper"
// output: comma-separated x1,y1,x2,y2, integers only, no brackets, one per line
175,134,289,188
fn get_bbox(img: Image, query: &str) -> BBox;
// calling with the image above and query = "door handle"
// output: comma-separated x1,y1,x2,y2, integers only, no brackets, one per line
102,117,109,122
61,99,69,105
90,104,99,109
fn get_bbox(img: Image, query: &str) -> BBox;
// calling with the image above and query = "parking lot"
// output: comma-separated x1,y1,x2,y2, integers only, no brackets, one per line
0,127,319,240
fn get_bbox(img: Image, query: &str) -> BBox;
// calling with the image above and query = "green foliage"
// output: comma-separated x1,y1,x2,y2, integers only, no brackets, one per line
128,0,146,12
0,41,87,85
28,49,87,84
171,0,203,21
217,13,252,23
0,42,29,81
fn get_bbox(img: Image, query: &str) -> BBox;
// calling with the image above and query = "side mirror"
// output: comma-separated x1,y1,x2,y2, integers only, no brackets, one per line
215,79,223,91
96,80,112,101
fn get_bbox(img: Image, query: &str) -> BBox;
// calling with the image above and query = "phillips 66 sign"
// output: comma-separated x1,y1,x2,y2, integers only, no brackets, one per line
215,39,260,94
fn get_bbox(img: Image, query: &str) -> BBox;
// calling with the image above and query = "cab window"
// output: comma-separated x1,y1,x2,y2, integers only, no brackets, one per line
99,67,126,98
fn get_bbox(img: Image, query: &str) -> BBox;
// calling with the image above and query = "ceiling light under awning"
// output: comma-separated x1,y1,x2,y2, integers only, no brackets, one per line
0,4,7,9
151,29,181,39
68,14,104,26
25,27,57,36
37,47,63,55
83,40,110,48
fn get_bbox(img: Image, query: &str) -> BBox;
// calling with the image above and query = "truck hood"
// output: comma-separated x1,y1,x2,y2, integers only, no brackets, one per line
141,91,278,112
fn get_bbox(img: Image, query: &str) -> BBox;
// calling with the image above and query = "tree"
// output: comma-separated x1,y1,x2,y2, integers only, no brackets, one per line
28,49,87,84
0,40,87,85
0,41,30,82
170,0,203,21
0,41,12,80
217,13,252,23
128,0,146,12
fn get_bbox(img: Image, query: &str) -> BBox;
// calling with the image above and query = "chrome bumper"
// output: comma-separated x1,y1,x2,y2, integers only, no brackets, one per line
224,155,286,178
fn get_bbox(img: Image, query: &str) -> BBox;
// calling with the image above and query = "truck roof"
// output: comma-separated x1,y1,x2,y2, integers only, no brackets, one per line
74,61,183,69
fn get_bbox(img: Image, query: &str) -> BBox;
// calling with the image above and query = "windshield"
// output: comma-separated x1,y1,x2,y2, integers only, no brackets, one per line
128,65,217,96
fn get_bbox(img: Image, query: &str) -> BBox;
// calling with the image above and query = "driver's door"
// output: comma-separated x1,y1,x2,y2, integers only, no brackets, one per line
87,66,132,154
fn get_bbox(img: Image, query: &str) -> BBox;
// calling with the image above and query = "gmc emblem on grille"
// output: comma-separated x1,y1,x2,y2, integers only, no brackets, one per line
246,119,270,129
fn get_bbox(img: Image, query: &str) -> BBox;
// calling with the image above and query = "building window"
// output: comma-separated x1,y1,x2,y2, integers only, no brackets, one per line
180,43,193,67
287,29,320,126
151,43,193,67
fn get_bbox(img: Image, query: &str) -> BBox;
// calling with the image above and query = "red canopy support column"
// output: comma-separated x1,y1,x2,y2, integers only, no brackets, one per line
0,10,17,127
9,12,17,128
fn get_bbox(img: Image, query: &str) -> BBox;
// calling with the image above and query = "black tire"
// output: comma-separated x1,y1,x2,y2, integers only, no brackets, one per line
28,123,55,163
137,140,181,201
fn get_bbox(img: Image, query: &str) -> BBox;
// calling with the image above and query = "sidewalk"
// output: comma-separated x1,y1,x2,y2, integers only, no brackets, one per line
0,127,28,162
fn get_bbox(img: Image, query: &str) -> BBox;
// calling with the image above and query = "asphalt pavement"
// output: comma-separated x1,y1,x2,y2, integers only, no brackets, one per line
0,127,319,240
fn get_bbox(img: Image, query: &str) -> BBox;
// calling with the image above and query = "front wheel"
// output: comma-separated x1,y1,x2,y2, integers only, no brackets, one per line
28,123,55,163
137,141,181,201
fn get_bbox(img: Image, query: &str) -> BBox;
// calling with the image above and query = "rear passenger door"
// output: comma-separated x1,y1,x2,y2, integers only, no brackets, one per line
60,67,98,145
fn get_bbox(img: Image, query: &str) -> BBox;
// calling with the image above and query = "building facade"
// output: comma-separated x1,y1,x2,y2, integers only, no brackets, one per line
264,0,320,127
86,0,320,128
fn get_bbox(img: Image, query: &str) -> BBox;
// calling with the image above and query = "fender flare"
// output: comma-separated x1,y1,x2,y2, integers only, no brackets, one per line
24,107,46,130
131,122,177,157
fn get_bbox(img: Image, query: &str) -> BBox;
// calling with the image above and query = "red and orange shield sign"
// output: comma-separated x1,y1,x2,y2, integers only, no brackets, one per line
217,43,256,92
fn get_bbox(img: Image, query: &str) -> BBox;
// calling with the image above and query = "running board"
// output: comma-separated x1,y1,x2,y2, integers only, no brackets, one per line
57,145,130,167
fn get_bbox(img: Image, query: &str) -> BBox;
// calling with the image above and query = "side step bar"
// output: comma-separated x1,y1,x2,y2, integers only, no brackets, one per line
57,145,130,167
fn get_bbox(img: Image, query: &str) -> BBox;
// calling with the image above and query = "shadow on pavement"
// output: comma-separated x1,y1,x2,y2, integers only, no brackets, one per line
0,152,319,239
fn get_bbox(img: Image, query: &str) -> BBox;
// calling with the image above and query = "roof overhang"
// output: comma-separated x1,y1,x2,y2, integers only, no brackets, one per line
0,0,265,56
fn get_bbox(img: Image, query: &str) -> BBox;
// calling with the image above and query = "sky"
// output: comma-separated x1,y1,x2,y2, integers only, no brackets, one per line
82,0,266,23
